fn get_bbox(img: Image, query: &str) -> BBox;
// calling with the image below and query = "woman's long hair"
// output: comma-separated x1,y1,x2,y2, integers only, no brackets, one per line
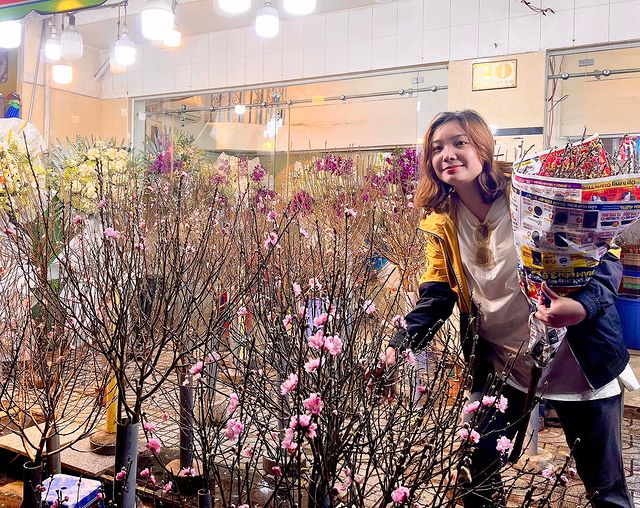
414,110,511,212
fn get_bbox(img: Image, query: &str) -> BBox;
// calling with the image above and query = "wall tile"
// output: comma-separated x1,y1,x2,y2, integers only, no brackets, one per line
480,0,510,22
209,31,227,61
227,56,246,85
227,28,246,58
478,19,509,57
263,52,283,82
174,64,192,92
191,34,209,64
283,49,304,79
396,31,422,66
540,8,575,49
575,0,608,6
449,23,479,60
245,30,264,56
112,74,127,97
549,0,576,9
303,46,325,77
373,3,397,37
283,19,304,51
174,36,192,65
451,0,478,25
158,47,175,69
325,42,348,74
191,62,209,90
303,16,326,47
610,0,640,41
508,14,541,53
245,55,264,84
348,38,372,72
208,60,227,89
574,4,609,45
141,44,159,71
156,69,175,95
263,31,283,53
127,70,142,96
424,0,450,29
398,0,423,33
509,0,541,17
349,7,373,40
101,75,113,99
372,35,397,69
325,11,349,43
423,27,450,62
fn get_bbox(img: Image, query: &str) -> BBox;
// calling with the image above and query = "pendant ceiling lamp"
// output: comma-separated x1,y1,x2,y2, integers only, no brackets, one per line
0,20,22,49
283,0,316,15
60,14,83,60
44,22,62,61
163,28,182,47
52,61,73,84
255,1,279,38
114,27,136,66
218,0,250,14
141,0,174,41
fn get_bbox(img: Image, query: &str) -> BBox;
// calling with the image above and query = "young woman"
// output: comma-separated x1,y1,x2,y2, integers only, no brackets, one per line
384,110,637,508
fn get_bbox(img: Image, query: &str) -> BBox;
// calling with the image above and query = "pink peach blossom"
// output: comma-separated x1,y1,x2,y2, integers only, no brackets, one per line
280,373,298,395
303,393,324,415
391,486,410,504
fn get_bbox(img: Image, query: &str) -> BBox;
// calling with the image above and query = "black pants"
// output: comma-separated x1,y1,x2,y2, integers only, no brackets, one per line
462,385,634,508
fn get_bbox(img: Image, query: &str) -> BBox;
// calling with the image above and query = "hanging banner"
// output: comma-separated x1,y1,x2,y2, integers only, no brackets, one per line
0,0,108,21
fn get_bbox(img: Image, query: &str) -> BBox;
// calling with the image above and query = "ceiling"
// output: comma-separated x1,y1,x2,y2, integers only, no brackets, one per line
72,0,390,49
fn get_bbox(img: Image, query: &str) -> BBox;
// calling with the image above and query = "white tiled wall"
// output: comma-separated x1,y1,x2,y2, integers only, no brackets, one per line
100,0,640,99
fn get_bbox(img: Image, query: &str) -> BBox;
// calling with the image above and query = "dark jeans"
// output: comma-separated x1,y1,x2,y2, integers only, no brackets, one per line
462,385,634,508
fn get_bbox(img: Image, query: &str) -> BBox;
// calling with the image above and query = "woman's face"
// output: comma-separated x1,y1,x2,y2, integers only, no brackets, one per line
430,120,484,189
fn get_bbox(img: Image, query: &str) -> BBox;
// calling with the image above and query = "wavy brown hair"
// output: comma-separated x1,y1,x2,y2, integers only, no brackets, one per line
414,110,511,212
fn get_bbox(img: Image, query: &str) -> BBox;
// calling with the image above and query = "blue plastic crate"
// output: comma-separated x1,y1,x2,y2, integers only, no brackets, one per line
616,296,640,350
41,474,103,508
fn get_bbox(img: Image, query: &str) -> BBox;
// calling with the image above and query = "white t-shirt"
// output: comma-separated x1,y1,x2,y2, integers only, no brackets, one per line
455,197,637,400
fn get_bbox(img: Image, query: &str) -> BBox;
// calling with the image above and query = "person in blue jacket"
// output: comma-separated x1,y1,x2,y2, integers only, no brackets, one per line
382,110,637,508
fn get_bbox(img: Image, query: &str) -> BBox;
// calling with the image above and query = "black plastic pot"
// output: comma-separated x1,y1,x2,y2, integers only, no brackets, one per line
21,461,42,508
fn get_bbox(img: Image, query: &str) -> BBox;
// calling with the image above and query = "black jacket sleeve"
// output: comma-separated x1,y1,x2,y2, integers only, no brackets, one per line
569,251,622,320
389,281,457,351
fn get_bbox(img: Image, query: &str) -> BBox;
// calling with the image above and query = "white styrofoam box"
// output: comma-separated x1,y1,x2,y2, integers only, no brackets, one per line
540,8,575,49
208,60,227,89
174,64,192,92
303,16,326,47
451,0,479,26
209,31,228,61
141,44,159,71
349,7,373,41
373,2,397,37
303,46,325,77
610,0,640,41
449,23,479,60
509,0,541,17
227,28,246,59
508,14,541,54
127,70,143,96
263,52,283,82
191,62,209,90
480,0,510,22
423,27,450,62
283,49,304,79
574,4,609,45
245,55,264,84
245,30,264,56
325,42,349,75
372,35,397,69
348,38,372,72
191,34,209,64
283,19,304,51
227,57,246,86
158,47,175,69
396,31,422,66
398,0,423,33
478,19,509,57
424,0,450,30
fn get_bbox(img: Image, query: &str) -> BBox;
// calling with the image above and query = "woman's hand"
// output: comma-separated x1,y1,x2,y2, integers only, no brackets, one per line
534,282,587,328
365,347,400,403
